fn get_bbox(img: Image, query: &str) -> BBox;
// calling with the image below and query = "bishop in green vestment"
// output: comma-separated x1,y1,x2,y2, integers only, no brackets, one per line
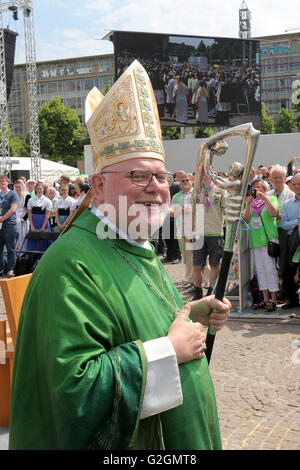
9,60,230,450
10,209,224,450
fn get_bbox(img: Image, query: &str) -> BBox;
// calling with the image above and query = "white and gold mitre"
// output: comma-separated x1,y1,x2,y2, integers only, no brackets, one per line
85,60,165,172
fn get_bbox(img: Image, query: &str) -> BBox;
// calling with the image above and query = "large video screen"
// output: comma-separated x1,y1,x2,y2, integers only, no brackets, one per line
112,31,261,129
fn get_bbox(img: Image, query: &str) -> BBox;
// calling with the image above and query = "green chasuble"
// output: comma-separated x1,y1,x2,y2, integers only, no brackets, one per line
9,209,221,450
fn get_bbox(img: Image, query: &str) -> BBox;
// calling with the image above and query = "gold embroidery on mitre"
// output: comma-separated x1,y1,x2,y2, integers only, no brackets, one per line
93,76,139,142
85,60,165,171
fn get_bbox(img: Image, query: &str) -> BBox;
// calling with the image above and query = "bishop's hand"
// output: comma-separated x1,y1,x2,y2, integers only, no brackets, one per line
167,304,207,365
189,296,231,332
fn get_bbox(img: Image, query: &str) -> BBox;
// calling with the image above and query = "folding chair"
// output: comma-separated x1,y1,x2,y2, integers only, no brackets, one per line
0,273,32,425
0,317,11,426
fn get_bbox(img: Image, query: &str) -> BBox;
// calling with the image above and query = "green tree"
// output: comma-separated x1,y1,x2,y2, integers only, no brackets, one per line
38,96,85,166
0,121,29,157
260,102,275,134
103,81,112,95
275,107,297,134
9,135,28,157
193,126,214,138
162,126,180,140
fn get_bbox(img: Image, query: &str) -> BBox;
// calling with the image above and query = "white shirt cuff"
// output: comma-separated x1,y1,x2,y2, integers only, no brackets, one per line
140,337,183,420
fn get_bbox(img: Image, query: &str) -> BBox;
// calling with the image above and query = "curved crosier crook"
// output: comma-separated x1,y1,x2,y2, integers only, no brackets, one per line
192,122,260,364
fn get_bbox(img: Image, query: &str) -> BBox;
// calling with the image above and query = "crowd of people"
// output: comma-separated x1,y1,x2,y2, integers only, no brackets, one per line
3,157,300,312
117,56,260,125
0,173,90,277
152,158,300,313
2,157,300,312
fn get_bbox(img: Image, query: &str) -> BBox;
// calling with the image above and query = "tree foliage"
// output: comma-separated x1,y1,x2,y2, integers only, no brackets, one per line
38,96,85,166
275,107,297,134
162,126,180,140
0,121,29,157
193,126,214,138
260,102,275,134
10,135,29,157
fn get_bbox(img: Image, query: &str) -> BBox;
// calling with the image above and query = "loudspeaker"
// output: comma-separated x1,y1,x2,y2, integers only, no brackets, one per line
4,28,18,102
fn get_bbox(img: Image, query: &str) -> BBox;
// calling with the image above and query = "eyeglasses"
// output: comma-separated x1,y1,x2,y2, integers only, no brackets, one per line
101,170,174,187
181,179,191,183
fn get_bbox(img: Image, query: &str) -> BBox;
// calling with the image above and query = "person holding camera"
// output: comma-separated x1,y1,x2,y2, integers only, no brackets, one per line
243,177,279,312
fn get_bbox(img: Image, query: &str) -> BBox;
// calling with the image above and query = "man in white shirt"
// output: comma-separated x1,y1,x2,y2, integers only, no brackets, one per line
170,172,194,284
268,164,294,302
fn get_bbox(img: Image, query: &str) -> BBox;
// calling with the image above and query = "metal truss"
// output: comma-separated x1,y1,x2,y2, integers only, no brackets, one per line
0,2,10,173
0,0,41,179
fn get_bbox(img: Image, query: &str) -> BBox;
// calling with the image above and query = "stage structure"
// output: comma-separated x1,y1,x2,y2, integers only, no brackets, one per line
239,1,251,40
0,1,40,180
107,30,261,130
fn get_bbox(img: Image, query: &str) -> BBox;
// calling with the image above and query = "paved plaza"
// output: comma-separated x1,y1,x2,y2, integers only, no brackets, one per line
165,262,300,450
1,260,300,450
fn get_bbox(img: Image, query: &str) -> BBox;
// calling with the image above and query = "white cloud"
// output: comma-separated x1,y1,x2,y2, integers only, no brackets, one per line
15,0,300,63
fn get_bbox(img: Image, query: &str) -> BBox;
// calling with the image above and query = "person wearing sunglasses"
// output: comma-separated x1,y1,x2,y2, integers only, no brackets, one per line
170,172,194,285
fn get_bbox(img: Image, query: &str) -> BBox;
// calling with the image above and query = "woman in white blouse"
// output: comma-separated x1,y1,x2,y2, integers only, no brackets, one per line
27,182,52,257
55,184,76,231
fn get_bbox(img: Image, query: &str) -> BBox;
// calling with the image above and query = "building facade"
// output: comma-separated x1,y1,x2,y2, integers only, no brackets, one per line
7,33,300,141
8,53,115,140
256,32,300,122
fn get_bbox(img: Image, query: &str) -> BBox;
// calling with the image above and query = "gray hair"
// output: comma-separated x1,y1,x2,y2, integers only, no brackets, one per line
269,164,287,178
181,172,193,179
250,176,268,191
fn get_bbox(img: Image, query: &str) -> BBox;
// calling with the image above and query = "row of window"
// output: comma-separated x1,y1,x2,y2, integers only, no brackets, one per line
37,76,114,95
261,77,300,95
261,59,300,74
36,96,84,111
264,99,291,113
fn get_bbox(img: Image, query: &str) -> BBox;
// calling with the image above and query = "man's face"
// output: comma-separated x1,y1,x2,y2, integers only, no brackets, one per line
180,175,193,192
270,170,285,191
47,189,56,200
91,158,170,242
27,182,35,193
292,176,300,197
14,183,23,194
0,178,9,190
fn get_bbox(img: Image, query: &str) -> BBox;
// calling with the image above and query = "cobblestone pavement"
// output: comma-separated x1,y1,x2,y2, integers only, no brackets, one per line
164,261,300,450
1,261,300,450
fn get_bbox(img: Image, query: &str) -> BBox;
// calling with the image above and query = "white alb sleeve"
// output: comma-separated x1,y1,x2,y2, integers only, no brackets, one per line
140,336,183,420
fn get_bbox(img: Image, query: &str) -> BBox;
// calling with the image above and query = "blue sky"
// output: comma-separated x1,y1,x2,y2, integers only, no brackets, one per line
4,0,300,64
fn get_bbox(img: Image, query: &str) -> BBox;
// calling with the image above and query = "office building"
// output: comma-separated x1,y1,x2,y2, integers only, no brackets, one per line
8,53,115,140
255,32,300,122
7,32,300,140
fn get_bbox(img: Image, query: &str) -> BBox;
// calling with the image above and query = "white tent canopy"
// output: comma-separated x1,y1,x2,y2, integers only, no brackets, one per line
11,157,80,182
